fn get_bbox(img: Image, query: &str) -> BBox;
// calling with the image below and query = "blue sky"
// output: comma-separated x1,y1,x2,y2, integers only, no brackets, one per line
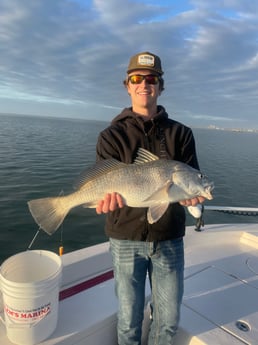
0,0,258,129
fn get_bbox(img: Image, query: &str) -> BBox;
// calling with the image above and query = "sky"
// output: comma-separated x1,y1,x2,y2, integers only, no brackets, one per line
0,0,258,129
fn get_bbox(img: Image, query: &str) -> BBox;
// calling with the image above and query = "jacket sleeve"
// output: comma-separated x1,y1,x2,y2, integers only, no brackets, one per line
96,128,121,162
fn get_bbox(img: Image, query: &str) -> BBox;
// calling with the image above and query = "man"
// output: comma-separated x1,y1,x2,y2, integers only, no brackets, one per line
96,52,205,345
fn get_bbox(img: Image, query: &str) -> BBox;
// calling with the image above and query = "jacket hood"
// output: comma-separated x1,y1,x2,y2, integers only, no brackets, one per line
111,106,168,125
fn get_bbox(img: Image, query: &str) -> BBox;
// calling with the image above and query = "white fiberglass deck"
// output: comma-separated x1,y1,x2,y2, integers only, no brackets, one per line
1,223,258,345
178,223,258,345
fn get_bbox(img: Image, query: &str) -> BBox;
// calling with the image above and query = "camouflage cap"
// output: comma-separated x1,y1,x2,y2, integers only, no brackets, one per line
127,52,164,75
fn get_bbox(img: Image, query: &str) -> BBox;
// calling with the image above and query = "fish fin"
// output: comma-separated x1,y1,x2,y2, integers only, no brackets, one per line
187,204,203,218
147,203,170,224
133,148,159,165
28,196,70,235
143,180,173,202
74,159,126,190
82,202,96,208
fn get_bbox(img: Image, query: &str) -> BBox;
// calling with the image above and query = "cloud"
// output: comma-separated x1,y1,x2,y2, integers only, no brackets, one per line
0,0,257,128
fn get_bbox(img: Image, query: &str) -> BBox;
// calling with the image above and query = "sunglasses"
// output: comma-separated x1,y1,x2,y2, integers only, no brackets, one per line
128,74,160,85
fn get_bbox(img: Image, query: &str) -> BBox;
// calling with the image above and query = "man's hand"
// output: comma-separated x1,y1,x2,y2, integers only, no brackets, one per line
96,192,124,214
179,196,205,207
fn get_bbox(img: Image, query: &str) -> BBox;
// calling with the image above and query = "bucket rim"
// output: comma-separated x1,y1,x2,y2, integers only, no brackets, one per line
0,250,62,285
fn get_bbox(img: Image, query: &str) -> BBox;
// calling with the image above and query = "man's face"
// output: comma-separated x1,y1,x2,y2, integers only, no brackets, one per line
126,69,161,113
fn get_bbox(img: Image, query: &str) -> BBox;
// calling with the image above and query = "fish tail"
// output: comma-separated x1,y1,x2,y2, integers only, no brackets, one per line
28,196,70,235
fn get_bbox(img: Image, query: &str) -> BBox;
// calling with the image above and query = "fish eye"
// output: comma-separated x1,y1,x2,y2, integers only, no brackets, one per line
198,173,205,179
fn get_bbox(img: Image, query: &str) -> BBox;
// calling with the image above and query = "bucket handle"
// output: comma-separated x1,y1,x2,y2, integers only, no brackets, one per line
0,314,5,326
0,289,4,326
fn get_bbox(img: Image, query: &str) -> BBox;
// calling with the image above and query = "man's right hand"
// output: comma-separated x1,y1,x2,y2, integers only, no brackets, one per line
96,192,124,214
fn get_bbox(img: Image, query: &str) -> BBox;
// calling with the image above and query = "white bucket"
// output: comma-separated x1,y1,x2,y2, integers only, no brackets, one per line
0,250,62,345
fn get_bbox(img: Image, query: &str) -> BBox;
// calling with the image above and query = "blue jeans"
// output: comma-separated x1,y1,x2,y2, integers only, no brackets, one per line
109,238,184,345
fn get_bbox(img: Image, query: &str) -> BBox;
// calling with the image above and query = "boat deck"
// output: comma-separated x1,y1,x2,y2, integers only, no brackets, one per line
178,223,258,345
1,223,258,345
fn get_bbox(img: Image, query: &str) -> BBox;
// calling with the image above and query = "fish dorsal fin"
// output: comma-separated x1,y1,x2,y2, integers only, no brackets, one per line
134,148,159,165
74,159,126,190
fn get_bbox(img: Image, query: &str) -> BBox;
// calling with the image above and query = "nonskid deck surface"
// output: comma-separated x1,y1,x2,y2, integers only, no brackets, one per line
177,223,258,345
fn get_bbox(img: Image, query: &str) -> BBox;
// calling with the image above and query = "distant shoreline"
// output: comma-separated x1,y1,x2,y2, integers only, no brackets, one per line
0,112,256,134
205,125,258,134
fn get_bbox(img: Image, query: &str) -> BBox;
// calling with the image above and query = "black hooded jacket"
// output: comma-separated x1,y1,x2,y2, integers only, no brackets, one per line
96,106,200,241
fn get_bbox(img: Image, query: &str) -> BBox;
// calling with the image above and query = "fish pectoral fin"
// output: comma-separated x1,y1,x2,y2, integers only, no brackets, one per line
143,181,173,202
147,203,170,224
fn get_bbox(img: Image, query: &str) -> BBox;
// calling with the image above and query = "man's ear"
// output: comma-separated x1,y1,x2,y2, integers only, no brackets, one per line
124,80,131,95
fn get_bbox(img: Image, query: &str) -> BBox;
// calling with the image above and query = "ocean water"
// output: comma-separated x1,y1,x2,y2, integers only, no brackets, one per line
0,114,257,263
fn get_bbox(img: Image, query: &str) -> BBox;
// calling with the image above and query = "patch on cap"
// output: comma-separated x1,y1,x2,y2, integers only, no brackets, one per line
127,51,163,75
137,54,155,67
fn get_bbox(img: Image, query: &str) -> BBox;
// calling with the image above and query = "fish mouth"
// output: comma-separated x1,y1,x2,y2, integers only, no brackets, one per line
204,183,214,200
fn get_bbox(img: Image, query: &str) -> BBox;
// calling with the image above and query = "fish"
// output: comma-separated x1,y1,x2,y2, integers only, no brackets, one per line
28,148,214,235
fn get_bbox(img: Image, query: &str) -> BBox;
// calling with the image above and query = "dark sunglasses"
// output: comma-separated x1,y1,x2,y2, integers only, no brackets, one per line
128,74,160,85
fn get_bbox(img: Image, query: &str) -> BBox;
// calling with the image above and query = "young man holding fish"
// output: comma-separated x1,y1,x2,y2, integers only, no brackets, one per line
28,51,210,344
96,52,206,345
